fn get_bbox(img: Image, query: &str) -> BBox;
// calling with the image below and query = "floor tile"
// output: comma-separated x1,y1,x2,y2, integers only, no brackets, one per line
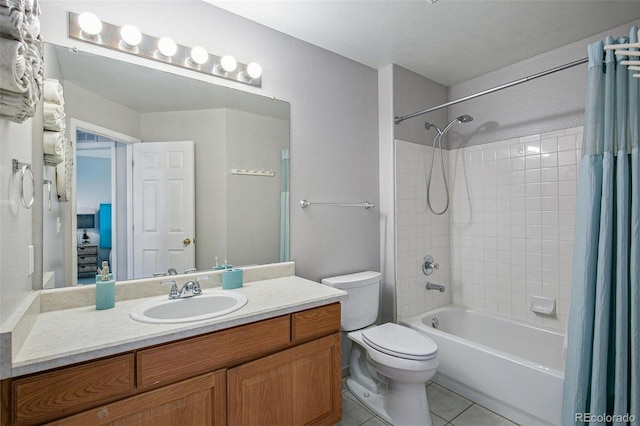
450,404,519,426
426,383,473,421
430,412,448,426
335,392,375,426
360,416,392,426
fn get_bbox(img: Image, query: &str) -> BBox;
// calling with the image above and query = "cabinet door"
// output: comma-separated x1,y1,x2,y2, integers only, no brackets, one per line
48,370,226,426
228,333,341,426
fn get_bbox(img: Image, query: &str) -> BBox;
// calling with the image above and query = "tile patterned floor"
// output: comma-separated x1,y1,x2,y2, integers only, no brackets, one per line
336,380,519,426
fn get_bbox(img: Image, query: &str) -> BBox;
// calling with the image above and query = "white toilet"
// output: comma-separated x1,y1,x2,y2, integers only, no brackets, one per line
322,271,438,426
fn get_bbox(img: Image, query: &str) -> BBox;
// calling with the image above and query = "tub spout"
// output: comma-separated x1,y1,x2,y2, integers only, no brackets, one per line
426,282,445,292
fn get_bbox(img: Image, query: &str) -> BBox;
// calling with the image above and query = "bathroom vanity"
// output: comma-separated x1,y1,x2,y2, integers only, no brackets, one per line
0,264,346,425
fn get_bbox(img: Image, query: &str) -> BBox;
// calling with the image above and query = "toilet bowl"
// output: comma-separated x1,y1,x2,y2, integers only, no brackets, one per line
322,271,439,426
348,323,438,426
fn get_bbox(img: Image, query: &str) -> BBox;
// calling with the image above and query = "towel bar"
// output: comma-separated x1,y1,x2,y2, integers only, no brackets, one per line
12,159,34,209
299,200,375,209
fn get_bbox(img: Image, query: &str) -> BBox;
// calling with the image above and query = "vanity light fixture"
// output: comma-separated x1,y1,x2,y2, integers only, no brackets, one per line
120,25,142,49
190,46,209,66
220,55,237,73
68,11,262,88
77,12,102,39
239,62,263,83
157,37,178,59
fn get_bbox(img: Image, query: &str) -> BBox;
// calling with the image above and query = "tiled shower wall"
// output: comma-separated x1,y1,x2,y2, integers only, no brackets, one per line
395,126,581,330
395,141,451,321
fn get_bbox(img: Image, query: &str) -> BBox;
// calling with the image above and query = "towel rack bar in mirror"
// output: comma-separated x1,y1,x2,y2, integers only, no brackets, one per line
299,200,375,209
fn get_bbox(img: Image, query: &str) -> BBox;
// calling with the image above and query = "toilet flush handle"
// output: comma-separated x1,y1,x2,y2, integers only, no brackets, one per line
422,255,439,276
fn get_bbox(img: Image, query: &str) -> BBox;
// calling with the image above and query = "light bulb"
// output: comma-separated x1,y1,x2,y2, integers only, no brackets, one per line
120,25,142,47
158,37,177,58
78,12,102,36
190,46,208,65
220,55,237,73
246,62,262,79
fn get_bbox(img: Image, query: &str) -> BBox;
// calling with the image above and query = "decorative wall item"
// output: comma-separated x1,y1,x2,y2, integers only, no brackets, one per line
68,12,263,88
0,0,44,123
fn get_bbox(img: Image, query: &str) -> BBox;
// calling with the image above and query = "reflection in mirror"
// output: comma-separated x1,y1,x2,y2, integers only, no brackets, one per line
41,44,290,288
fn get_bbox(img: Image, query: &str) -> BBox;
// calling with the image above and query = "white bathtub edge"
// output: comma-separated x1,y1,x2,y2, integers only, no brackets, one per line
431,373,554,426
402,305,564,426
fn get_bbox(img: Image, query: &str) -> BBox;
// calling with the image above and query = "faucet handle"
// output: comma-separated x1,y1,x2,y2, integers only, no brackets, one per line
193,275,209,295
162,280,179,299
422,255,439,276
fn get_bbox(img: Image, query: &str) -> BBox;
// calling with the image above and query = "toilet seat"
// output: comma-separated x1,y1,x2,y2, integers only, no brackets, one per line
362,323,437,361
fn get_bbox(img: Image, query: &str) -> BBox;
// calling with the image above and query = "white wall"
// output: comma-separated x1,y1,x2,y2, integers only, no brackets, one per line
226,110,289,267
63,82,141,139
0,120,35,324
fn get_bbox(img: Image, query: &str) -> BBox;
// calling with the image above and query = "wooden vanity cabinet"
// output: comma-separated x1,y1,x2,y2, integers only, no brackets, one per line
228,333,341,426
48,370,227,426
2,303,341,426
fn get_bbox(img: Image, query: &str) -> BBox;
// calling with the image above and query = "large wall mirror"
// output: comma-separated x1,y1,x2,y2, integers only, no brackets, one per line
42,44,290,288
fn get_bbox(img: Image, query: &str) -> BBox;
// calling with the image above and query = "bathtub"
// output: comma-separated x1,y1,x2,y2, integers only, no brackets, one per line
401,306,564,426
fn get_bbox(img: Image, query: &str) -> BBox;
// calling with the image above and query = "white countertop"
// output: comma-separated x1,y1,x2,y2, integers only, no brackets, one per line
12,276,347,377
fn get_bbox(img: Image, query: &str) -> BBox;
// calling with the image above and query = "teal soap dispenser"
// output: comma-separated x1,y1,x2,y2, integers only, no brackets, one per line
95,261,115,310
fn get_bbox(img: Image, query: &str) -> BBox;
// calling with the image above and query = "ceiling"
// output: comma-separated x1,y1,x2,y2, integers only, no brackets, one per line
205,0,640,86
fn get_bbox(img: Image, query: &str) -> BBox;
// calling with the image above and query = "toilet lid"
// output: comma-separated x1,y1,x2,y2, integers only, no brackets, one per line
362,323,437,361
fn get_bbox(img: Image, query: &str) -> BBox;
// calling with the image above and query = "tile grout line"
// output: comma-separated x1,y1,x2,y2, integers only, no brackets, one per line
446,402,476,425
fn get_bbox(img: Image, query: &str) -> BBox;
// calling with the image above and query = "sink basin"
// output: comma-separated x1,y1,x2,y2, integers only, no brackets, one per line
130,291,248,324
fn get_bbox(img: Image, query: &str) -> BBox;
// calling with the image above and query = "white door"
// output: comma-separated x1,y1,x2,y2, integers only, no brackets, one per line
132,141,195,278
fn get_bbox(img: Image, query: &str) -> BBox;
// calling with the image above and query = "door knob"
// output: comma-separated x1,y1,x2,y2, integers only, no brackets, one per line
183,238,191,246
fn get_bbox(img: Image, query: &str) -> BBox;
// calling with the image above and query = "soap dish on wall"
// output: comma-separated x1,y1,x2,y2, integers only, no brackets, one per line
529,295,556,316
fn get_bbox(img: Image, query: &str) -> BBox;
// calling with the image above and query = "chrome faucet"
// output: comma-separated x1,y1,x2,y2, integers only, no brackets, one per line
426,282,445,292
162,276,209,299
154,268,179,277
177,280,202,298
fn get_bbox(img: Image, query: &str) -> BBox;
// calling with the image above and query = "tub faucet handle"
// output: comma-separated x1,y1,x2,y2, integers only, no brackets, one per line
422,255,439,276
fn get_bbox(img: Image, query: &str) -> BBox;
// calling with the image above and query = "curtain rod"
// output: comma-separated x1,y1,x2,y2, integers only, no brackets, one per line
394,57,589,125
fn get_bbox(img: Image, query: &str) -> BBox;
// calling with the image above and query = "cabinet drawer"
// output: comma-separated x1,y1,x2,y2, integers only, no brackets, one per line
48,371,227,426
292,303,341,343
137,315,291,389
12,354,134,425
77,264,97,274
77,256,97,265
77,245,97,255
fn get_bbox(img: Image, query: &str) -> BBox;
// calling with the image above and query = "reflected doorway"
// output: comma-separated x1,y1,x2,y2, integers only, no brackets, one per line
75,130,125,283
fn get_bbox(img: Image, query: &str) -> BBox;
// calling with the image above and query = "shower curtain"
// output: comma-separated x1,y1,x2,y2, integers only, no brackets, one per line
562,28,639,425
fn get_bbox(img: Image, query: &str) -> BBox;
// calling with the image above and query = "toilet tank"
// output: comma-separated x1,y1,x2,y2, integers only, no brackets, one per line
322,271,381,331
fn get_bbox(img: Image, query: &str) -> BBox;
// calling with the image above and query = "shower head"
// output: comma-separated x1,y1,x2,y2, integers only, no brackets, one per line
441,114,474,134
425,115,473,136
